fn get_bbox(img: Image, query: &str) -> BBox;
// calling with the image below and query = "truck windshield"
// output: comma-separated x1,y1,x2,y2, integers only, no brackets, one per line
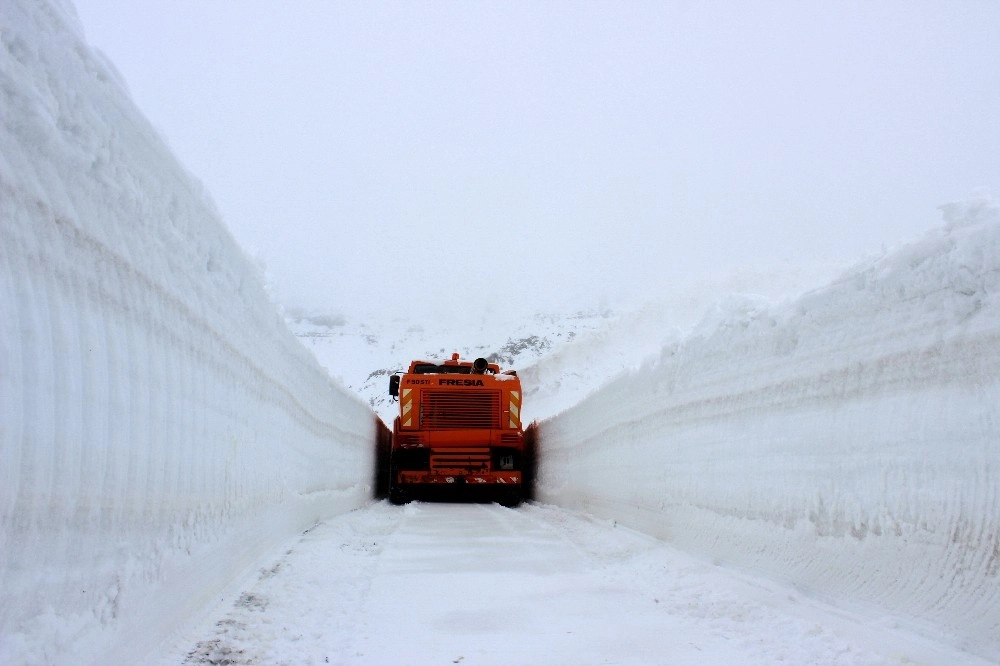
412,364,487,375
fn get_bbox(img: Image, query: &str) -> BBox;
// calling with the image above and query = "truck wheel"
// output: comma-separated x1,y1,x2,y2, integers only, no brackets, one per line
374,420,392,499
389,484,410,505
387,452,409,505
498,488,522,508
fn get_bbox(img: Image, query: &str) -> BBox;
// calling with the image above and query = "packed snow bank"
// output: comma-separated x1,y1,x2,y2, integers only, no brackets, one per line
536,196,1000,660
0,2,374,663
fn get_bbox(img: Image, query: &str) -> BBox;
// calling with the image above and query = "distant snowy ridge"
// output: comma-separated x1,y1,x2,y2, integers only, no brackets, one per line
537,195,1000,659
290,309,615,423
517,261,849,422
1,2,373,663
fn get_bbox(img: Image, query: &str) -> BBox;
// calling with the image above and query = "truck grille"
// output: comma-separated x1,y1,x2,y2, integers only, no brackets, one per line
430,448,491,474
422,390,499,429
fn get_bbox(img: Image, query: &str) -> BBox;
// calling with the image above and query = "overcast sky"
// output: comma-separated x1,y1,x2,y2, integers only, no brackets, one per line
71,1,999,319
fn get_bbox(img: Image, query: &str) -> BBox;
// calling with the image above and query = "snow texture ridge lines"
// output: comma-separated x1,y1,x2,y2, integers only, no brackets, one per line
536,195,1000,660
0,1,374,662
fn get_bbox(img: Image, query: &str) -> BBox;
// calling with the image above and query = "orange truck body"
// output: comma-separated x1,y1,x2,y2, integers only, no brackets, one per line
386,353,525,505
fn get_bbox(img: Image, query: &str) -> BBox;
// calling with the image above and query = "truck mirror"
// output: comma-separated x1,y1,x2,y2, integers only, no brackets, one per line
389,375,400,397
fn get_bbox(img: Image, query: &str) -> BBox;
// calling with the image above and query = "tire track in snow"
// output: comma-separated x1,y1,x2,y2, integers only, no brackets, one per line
180,505,402,665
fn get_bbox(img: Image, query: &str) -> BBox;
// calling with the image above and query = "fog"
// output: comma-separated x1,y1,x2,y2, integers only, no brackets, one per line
72,1,1000,319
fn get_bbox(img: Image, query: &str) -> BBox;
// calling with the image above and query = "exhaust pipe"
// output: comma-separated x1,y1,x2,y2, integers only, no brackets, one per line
472,357,489,374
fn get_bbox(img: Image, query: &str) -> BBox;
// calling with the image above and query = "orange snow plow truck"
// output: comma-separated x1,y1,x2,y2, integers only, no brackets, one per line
382,353,529,506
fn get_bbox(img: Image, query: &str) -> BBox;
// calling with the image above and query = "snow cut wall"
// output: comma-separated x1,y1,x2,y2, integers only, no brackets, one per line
1,2,374,662
537,197,1000,659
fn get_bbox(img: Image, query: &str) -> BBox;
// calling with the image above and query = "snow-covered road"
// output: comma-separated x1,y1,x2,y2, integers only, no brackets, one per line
171,502,986,666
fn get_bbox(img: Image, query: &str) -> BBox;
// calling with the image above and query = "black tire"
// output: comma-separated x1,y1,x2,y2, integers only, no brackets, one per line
374,419,392,499
522,422,539,502
388,482,410,505
387,451,410,505
498,487,522,508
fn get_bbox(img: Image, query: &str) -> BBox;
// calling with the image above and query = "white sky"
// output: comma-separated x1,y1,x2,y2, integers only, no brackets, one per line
71,1,1000,319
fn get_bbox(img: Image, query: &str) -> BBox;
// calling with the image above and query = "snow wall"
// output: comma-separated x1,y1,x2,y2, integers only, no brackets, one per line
536,197,1000,660
0,2,375,663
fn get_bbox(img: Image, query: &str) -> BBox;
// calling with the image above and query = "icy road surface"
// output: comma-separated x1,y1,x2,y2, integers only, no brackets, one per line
171,502,985,666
